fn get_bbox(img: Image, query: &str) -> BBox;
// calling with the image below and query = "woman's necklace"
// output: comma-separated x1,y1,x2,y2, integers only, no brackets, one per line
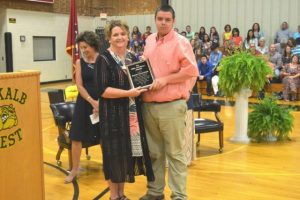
84,53,99,69
109,49,127,70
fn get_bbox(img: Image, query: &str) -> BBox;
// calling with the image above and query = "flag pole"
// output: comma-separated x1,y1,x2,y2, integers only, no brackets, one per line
66,0,79,83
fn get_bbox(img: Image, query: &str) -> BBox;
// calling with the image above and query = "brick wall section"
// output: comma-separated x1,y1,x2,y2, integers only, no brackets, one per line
0,0,160,16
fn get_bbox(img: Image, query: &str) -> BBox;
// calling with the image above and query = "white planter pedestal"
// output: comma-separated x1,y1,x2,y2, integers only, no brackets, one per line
230,88,252,143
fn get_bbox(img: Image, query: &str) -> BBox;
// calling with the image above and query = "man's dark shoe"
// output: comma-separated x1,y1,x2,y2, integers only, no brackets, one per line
139,194,165,200
207,92,212,96
214,91,223,97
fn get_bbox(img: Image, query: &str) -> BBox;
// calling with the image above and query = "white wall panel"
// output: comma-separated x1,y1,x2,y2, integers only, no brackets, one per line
189,0,198,30
170,0,300,44
0,8,7,72
289,0,298,24
212,0,222,31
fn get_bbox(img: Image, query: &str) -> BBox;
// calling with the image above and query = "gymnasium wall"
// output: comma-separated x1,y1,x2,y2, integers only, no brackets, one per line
1,8,155,82
4,9,94,81
170,0,300,44
0,0,159,82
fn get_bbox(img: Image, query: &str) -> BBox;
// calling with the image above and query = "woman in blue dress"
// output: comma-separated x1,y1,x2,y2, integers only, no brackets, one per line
65,31,101,183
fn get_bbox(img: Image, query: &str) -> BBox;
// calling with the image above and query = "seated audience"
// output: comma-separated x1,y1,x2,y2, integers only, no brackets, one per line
268,44,283,80
274,22,293,44
194,32,199,39
249,43,261,56
194,32,203,50
195,48,202,62
209,44,223,67
191,38,201,54
224,40,241,56
291,38,300,56
186,25,195,41
141,26,152,42
256,37,269,55
230,28,243,48
293,25,300,40
209,44,223,96
244,29,258,50
275,38,287,55
282,45,292,66
130,40,144,59
198,26,206,42
181,31,187,37
252,22,264,40
281,55,300,101
287,37,296,48
130,33,143,48
210,26,220,47
131,25,142,41
197,54,214,96
223,24,232,46
202,33,212,55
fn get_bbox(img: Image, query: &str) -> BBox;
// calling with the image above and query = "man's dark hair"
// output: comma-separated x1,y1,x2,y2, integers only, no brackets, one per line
211,43,219,51
200,54,207,59
155,5,175,19
232,28,240,36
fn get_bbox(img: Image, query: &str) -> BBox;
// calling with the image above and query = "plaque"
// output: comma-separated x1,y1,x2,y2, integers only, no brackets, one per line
126,60,155,89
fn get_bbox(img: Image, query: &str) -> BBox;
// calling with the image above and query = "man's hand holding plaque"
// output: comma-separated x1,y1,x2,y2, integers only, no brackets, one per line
126,60,155,89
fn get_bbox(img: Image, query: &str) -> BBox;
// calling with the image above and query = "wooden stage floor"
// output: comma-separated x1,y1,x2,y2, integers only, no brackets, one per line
41,82,300,200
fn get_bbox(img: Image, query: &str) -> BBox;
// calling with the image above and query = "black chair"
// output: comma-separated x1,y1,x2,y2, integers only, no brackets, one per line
192,93,224,152
48,89,65,104
50,102,99,169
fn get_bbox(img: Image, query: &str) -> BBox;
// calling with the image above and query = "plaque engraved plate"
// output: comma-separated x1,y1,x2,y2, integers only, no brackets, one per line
126,60,154,89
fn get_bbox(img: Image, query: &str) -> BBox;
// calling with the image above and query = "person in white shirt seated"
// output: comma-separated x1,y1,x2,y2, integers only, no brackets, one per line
244,29,258,50
256,37,269,55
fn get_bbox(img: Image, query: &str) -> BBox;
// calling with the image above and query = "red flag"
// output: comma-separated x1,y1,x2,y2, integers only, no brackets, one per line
66,0,79,81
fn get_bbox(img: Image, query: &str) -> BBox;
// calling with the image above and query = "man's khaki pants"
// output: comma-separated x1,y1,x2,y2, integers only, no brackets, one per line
142,100,187,200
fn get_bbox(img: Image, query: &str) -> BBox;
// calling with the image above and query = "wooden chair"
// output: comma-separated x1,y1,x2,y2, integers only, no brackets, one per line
196,79,208,95
192,93,224,152
49,102,99,169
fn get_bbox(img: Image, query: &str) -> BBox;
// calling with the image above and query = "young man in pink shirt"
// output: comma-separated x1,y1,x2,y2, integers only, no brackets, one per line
140,5,198,200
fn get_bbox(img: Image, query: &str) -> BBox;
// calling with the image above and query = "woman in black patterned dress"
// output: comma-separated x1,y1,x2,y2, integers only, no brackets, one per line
95,20,154,200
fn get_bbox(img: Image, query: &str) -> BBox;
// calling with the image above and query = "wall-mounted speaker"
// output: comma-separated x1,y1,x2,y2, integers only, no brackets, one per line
161,0,169,5
5,32,13,72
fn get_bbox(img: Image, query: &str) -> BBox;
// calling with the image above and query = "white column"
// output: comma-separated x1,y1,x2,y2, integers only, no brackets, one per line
230,88,252,143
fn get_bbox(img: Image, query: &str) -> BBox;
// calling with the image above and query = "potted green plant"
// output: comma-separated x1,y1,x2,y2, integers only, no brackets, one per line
218,51,273,142
248,97,294,142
